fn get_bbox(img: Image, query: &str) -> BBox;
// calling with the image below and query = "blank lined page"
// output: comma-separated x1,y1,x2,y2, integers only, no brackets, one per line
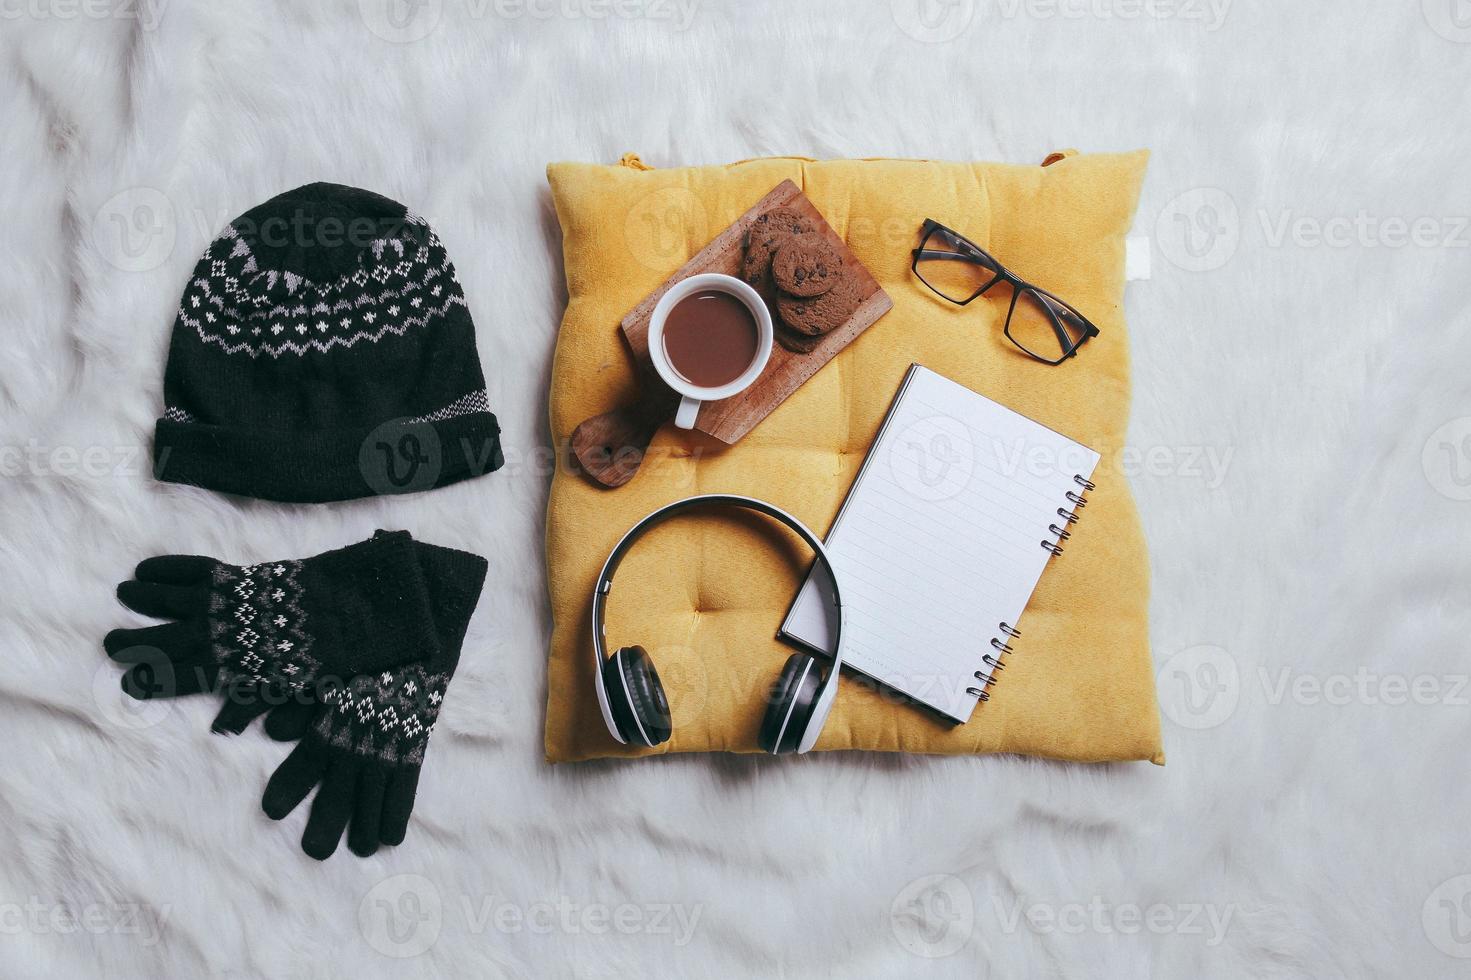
779,365,1100,723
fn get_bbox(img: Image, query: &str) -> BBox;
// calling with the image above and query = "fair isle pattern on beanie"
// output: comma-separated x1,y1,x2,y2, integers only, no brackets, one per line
153,182,504,503
176,212,468,359
207,561,321,692
162,390,490,429
317,663,448,765
407,389,491,424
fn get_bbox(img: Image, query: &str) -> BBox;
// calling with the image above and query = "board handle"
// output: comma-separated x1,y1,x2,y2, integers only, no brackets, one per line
569,384,680,488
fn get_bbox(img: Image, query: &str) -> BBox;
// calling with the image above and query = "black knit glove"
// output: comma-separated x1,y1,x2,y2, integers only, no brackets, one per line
103,531,438,735
262,539,487,860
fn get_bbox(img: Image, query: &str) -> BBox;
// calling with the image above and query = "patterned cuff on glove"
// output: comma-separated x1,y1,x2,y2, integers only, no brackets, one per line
207,531,439,689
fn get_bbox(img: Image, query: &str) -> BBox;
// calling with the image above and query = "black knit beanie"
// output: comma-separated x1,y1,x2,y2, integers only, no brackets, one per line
152,182,503,503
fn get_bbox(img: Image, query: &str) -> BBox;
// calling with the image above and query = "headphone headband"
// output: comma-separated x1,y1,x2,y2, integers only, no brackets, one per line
591,494,845,752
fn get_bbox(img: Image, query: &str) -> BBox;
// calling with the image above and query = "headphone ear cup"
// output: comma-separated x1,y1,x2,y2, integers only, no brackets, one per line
601,651,640,744
604,645,672,746
758,653,821,755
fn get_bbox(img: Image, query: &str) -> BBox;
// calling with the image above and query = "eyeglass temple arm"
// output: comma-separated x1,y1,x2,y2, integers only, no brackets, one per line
915,219,988,259
911,248,989,262
1032,291,1099,352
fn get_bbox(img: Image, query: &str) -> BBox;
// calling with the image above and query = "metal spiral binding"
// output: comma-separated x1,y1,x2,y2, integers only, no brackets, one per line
968,674,1000,701
968,623,1022,699
973,474,1095,704
1041,473,1096,559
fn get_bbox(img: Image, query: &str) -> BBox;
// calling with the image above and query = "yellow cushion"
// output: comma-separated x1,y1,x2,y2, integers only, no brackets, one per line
544,151,1163,765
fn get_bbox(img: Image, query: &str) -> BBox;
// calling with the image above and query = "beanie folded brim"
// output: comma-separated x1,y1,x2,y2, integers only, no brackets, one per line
153,411,503,503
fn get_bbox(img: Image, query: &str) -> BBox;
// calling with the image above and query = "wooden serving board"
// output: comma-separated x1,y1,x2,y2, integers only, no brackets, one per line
620,180,892,444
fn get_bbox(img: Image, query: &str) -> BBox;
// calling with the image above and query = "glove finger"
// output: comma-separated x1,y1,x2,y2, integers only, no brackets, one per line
134,555,217,585
347,766,388,858
116,580,206,619
379,767,420,847
104,620,206,662
302,757,357,861
263,739,330,821
121,660,218,700
210,695,273,735
263,699,320,742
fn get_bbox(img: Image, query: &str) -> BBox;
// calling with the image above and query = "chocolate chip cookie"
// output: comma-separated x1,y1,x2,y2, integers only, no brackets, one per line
741,206,817,291
775,272,865,337
775,325,827,353
772,235,843,297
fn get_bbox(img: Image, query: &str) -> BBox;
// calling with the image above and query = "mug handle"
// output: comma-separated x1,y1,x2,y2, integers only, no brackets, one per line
674,395,701,430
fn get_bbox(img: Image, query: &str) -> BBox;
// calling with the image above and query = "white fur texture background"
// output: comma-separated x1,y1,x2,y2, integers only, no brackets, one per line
3,1,1469,976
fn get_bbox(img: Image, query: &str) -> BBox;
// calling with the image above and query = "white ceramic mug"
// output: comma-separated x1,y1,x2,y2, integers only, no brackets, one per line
647,272,774,430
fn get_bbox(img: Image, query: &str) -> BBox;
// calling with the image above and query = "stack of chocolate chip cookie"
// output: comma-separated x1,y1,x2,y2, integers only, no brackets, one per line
742,206,864,352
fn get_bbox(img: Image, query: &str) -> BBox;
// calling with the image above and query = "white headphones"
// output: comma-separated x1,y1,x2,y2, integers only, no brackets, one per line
591,494,845,755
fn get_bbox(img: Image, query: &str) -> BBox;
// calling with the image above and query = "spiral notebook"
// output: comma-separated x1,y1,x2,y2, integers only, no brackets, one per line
778,364,1100,723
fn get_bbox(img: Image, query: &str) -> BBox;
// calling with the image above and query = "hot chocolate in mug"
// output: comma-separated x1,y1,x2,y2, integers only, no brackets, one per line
647,273,774,429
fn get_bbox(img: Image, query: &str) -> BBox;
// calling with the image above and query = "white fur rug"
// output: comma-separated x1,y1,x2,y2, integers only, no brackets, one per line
3,1,1468,976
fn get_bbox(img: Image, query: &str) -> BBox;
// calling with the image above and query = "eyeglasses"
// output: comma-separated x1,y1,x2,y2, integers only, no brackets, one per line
911,218,1100,365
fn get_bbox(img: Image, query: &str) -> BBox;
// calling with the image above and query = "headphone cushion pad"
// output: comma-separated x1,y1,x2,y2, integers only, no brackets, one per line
602,652,641,744
614,645,672,746
758,653,821,754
